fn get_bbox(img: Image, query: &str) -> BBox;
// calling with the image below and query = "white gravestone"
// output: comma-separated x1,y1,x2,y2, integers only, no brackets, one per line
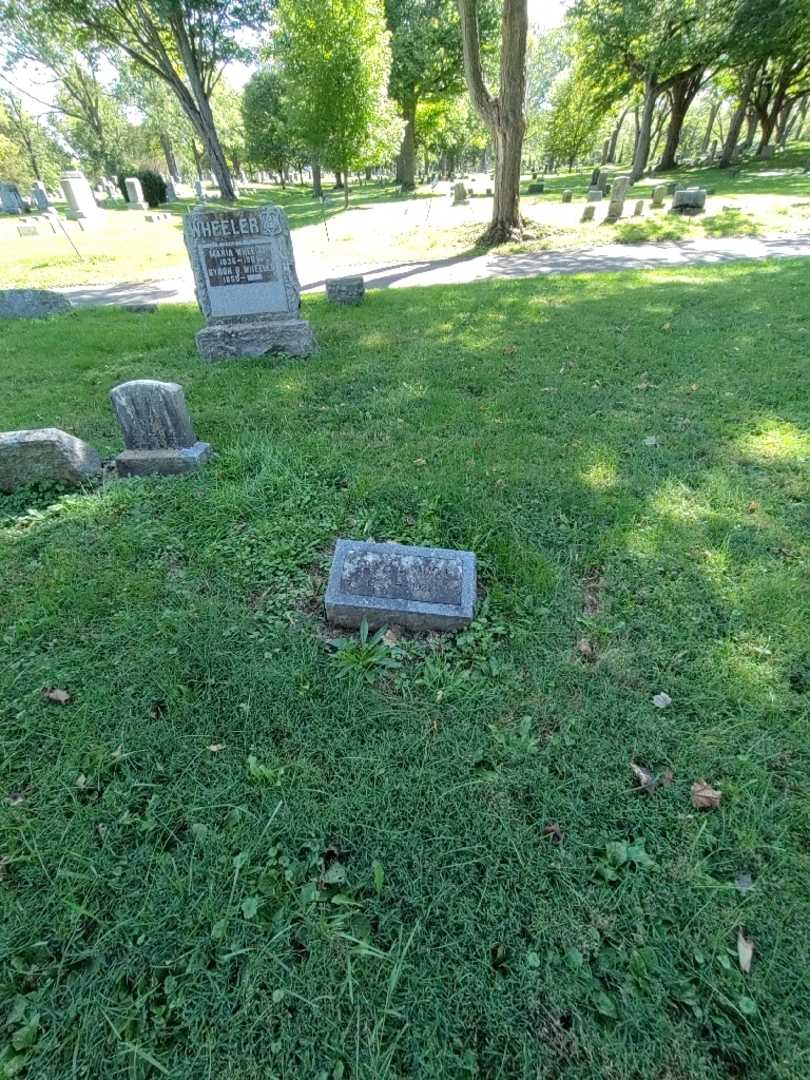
125,177,148,210
183,204,317,360
30,181,50,210
61,170,101,221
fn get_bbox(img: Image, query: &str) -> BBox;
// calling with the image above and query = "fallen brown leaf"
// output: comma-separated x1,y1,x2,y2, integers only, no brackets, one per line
691,780,722,810
42,687,70,705
542,823,564,844
382,627,402,646
630,762,657,794
747,500,759,513
737,929,754,973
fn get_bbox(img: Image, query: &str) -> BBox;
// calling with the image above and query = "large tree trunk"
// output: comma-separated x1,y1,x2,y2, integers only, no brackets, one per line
631,77,658,182
657,69,703,170
395,99,417,189
720,66,757,167
312,159,322,198
742,108,758,150
457,0,528,244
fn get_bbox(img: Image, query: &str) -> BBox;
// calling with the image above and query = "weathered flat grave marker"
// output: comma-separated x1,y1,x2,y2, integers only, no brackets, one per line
183,204,317,359
110,379,211,477
0,428,100,492
326,275,365,305
0,289,72,319
325,539,476,632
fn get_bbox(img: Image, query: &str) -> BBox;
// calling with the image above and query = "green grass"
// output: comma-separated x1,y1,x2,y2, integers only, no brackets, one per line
2,260,810,1078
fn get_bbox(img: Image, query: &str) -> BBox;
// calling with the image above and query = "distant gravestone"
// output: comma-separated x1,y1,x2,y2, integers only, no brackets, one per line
0,181,24,214
590,167,601,187
527,182,544,194
325,539,476,632
561,189,573,203
672,187,707,214
452,182,467,205
0,289,72,319
633,199,644,216
30,181,49,210
194,179,206,199
125,177,148,210
326,275,365,305
17,223,38,237
110,379,211,477
651,184,668,208
586,188,603,202
183,203,317,360
581,205,596,223
61,170,100,221
606,175,631,221
0,428,100,493
165,179,178,202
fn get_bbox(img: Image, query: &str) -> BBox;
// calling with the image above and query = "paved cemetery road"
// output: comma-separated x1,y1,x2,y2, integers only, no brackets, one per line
63,233,810,309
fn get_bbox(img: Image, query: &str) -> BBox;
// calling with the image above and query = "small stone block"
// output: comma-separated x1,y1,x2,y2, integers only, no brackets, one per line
110,379,196,450
586,188,603,201
115,441,211,478
562,189,573,202
326,275,365,305
325,539,476,632
17,224,38,237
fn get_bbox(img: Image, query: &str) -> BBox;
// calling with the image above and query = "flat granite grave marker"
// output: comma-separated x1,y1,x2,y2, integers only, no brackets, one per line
586,187,603,202
672,187,707,214
0,428,100,492
183,203,317,359
325,539,476,632
0,289,72,319
110,379,211,477
326,275,365,305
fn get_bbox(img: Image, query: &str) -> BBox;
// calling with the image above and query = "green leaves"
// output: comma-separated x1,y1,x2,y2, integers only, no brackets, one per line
594,839,656,882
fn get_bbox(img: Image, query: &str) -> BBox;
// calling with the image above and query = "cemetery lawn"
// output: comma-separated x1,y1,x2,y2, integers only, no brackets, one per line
2,258,810,1078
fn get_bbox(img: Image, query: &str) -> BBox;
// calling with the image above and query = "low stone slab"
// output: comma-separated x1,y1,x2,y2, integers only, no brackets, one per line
586,188,603,202
17,224,38,237
0,428,100,492
0,289,72,319
115,442,212,478
326,276,365,305
325,539,476,632
672,187,707,213
196,319,318,360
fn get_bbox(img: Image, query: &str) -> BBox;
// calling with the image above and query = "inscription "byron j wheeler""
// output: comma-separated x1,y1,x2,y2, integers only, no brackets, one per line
204,244,276,287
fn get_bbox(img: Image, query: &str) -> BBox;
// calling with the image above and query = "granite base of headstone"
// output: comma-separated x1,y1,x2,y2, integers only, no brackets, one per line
0,428,100,492
581,205,596,223
325,539,476,632
0,289,73,319
326,276,365,305
183,204,317,360
110,379,211,477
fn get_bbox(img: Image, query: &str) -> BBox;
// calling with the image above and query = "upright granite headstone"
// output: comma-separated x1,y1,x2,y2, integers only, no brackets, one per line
606,175,631,221
61,170,100,221
110,379,211,477
0,181,24,214
452,182,468,205
651,184,668,208
562,189,573,203
183,203,317,360
672,187,707,214
581,205,596,223
633,199,644,216
0,428,100,492
194,179,206,200
0,289,72,319
590,167,602,188
325,539,476,632
125,177,148,210
30,181,49,210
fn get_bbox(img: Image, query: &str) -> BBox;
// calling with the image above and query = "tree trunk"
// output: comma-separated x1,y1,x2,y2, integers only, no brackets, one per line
742,108,758,150
396,99,417,189
631,77,657,182
776,100,794,145
190,139,203,179
657,69,703,170
334,171,344,188
159,133,180,180
700,101,720,155
312,159,322,198
457,0,528,244
607,106,629,163
719,66,757,167
757,113,777,155
344,167,350,208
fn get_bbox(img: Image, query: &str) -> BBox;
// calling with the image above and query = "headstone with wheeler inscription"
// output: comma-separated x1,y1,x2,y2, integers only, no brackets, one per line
183,203,317,360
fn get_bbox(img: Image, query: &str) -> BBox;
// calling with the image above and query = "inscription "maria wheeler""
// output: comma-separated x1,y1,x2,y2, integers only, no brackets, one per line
190,213,261,239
